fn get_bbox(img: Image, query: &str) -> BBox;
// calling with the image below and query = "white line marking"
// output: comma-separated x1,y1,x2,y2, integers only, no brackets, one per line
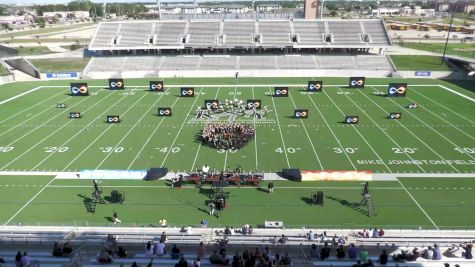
0,86,43,105
3,177,55,225
410,88,474,125
288,89,323,170
160,88,204,167
95,92,165,169
60,90,148,171
0,90,65,124
335,86,427,173
46,185,404,189
268,86,291,168
438,85,475,104
396,178,439,230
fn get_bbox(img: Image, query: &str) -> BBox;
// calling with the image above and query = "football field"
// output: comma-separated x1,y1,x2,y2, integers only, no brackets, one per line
0,77,474,228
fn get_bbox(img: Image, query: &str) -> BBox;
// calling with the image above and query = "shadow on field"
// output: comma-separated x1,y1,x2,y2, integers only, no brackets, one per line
326,195,368,216
301,196,315,205
77,194,97,213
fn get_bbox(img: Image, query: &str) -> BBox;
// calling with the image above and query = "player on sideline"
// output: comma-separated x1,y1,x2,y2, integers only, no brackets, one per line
112,211,121,224
93,179,101,197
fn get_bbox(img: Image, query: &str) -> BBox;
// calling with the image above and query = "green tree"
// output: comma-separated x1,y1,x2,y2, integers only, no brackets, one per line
330,10,338,17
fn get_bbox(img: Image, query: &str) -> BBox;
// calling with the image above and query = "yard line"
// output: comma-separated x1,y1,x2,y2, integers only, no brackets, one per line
335,86,427,173
357,89,461,172
127,97,181,170
251,86,258,169
60,90,149,171
0,86,44,105
438,85,475,104
288,89,323,170
0,94,74,139
190,86,221,171
410,88,474,125
160,88,204,167
0,94,106,170
396,177,440,230
3,176,56,225
268,86,291,168
0,90,65,124
317,88,390,172
95,93,166,169
27,91,125,171
403,95,474,142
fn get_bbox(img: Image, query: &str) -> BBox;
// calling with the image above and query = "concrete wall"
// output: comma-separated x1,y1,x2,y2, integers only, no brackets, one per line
4,57,40,79
398,71,466,79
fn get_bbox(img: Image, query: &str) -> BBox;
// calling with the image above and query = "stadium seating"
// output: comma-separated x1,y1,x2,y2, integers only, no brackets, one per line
222,20,256,47
258,21,293,47
91,23,119,48
116,22,153,47
363,20,392,45
293,20,325,45
153,21,187,46
186,21,221,47
327,21,363,45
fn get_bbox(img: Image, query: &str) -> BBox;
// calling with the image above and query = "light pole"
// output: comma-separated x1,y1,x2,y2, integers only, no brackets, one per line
441,13,454,64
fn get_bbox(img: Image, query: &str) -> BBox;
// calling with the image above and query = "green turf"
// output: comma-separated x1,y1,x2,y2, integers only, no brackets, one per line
6,38,91,44
390,55,452,71
401,42,475,59
0,23,95,39
30,58,91,73
16,46,55,56
0,64,9,76
0,77,474,229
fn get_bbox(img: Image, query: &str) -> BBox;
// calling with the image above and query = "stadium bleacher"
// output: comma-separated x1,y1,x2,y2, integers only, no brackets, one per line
186,21,221,47
222,20,256,47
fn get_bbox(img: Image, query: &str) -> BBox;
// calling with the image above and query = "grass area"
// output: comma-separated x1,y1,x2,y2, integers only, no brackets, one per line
0,177,474,229
0,22,95,39
390,55,452,71
401,42,475,59
16,46,55,56
30,58,91,73
386,17,434,24
4,38,91,44
0,64,10,76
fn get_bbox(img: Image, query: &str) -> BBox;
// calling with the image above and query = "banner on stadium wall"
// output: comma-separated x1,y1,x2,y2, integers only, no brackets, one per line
301,170,373,181
415,71,431,77
46,72,78,79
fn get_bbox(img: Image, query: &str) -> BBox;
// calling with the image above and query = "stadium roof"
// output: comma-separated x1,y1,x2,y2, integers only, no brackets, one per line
89,19,392,51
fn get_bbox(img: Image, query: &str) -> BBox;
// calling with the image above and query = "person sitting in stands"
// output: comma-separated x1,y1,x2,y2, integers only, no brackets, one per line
422,246,434,260
310,244,320,259
209,250,229,265
229,227,235,236
378,249,388,265
232,252,242,267
320,242,331,260
224,226,231,235
197,241,206,258
193,256,201,267
117,246,128,258
159,218,168,227
175,256,188,267
280,252,291,266
359,247,369,262
62,241,73,254
278,234,288,244
307,230,317,241
97,249,113,263
171,245,181,259
336,245,346,259
362,258,375,267
131,262,140,267
348,243,359,260
52,242,63,256
160,231,168,243
351,260,363,267
378,228,385,237
15,251,22,267
431,244,442,260
155,241,166,256
372,228,379,238
242,224,250,236
200,220,208,228
462,243,473,259
21,252,31,267
145,241,154,257
249,225,253,235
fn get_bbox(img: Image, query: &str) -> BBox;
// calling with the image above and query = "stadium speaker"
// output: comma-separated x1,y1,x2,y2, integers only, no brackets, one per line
145,168,168,181
316,191,324,206
110,190,125,204
280,169,302,182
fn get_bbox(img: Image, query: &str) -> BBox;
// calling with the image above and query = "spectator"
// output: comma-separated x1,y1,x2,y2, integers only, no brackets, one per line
200,220,208,228
171,244,181,259
348,243,359,260
15,251,22,267
210,250,229,265
307,230,317,241
278,234,288,244
249,225,253,235
378,228,385,237
62,241,73,254
320,242,331,260
118,246,128,258
97,249,113,263
372,228,379,238
309,244,320,259
145,241,154,257
422,246,434,260
242,224,250,235
197,241,206,258
112,211,121,224
131,262,139,267
336,245,346,259
156,241,166,256
432,244,442,260
232,252,242,267
193,256,201,267
337,236,346,245
462,243,473,259
0,258,4,267
224,226,231,235
351,260,363,267
218,238,229,254
378,250,388,265
52,242,63,256
359,247,368,262
175,256,188,267
21,252,31,266
362,259,375,267
280,252,291,266
160,231,168,243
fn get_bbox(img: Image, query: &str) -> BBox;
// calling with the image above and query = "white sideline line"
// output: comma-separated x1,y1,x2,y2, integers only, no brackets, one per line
288,89,323,170
61,90,147,171
0,90,65,124
95,93,165,169
46,185,404,189
335,86,427,173
160,87,204,167
268,86,291,168
358,88,461,173
438,85,475,104
410,89,475,125
0,86,43,105
396,177,440,230
58,84,450,88
3,177,56,225
190,86,221,171
127,97,181,170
